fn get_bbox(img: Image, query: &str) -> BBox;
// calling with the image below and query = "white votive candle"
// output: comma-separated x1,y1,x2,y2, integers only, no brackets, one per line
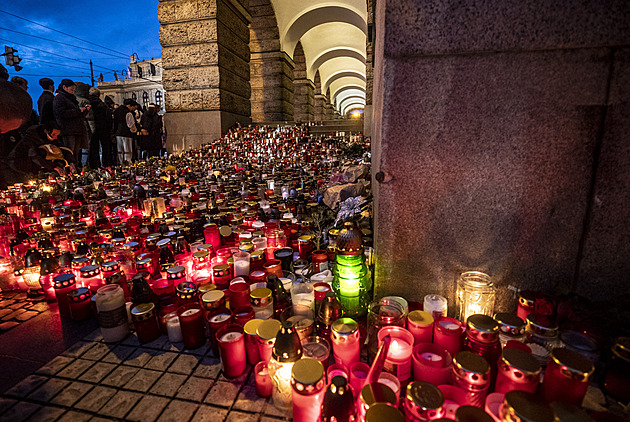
166,314,183,343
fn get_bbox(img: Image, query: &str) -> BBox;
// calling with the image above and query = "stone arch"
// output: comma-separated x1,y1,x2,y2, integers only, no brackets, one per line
293,41,314,122
343,102,365,115
250,0,294,122
333,85,366,104
339,95,366,113
308,48,366,80
323,70,366,96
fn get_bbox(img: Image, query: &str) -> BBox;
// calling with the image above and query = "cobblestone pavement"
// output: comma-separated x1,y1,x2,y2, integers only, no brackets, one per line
0,291,50,334
0,328,292,422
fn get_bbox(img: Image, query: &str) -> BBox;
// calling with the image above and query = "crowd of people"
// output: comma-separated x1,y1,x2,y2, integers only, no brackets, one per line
0,63,165,189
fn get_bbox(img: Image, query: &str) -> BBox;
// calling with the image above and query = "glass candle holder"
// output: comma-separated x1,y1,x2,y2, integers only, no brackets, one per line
269,322,303,411
349,362,370,395
216,324,247,378
377,326,414,382
291,282,315,311
331,317,361,370
412,342,453,386
212,264,232,290
456,271,496,322
434,317,464,358
257,318,282,364
204,223,221,251
68,287,92,321
367,299,406,361
377,372,401,400
494,348,541,395
264,259,284,278
357,384,398,421
274,247,294,271
494,313,526,347
231,306,255,326
251,287,274,320
291,358,326,422
95,284,129,343
312,250,328,274
244,318,264,365
229,281,251,310
327,363,349,383
332,252,372,319
423,294,448,320
202,290,226,312
452,351,491,407
281,305,314,341
207,307,232,355
407,310,434,345
80,264,104,295
250,250,265,272
233,251,250,277
131,303,161,343
463,315,502,383
301,335,331,370
165,311,183,343
252,236,267,252
516,291,536,324
178,303,206,349
404,381,445,421
255,361,273,398
540,348,594,406
53,273,76,318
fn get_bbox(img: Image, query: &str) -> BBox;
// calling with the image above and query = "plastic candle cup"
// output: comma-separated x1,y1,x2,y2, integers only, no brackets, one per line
377,372,401,399
498,391,555,422
291,358,326,422
438,385,468,420
407,310,434,345
165,312,183,343
412,342,453,386
80,264,104,295
377,326,414,382
269,322,303,411
53,273,76,318
452,351,491,407
331,317,361,370
327,363,349,383
540,347,594,406
233,251,250,277
263,259,284,278
255,361,273,397
202,290,226,313
281,305,314,341
301,335,331,370
216,324,247,378
95,284,129,343
434,317,464,357
229,281,251,309
494,348,541,395
244,319,264,365
231,306,255,326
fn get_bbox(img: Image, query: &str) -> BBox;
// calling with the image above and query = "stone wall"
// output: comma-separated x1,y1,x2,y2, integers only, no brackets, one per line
293,42,314,122
159,0,251,149
372,0,630,313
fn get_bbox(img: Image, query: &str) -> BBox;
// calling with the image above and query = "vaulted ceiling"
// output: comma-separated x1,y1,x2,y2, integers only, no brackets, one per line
268,0,367,113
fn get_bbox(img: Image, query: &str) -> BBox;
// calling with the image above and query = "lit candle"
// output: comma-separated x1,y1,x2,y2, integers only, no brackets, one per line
377,326,414,382
434,317,464,358
292,358,326,422
349,362,370,395
216,324,247,379
255,361,273,397
412,342,453,386
178,304,206,349
331,318,361,370
291,282,315,310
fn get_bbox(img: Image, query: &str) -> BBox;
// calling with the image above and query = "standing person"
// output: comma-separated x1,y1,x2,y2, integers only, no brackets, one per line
10,76,39,128
88,87,113,168
75,82,92,167
37,78,56,126
113,98,138,164
139,103,163,159
53,79,91,167
0,80,33,188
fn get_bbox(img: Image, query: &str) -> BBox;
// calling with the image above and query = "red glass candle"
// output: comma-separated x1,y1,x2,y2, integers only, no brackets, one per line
216,324,247,378
438,385,468,420
249,269,267,285
80,264,105,295
452,351,491,407
68,287,92,321
263,259,283,278
494,348,541,395
178,303,206,349
404,381,445,421
516,291,536,323
434,317,464,358
204,223,221,251
212,264,232,290
257,318,282,364
255,361,273,398
216,247,232,264
407,310,434,345
229,281,251,309
291,358,326,422
53,273,76,318
463,315,502,385
349,362,370,395
412,342,453,386
377,326,414,382
175,280,197,306
101,260,121,281
244,318,264,365
207,307,232,355
540,348,594,406
131,303,161,343
311,250,329,274
202,290,226,312
297,235,314,261
250,250,265,272
331,318,361,370
232,306,255,326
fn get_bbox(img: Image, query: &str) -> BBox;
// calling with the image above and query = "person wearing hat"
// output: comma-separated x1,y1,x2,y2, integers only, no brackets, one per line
37,78,56,126
53,78,91,167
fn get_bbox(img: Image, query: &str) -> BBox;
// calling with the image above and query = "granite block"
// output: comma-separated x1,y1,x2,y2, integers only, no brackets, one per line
176,376,214,402
50,381,92,407
57,410,91,422
0,400,41,421
62,342,94,358
99,390,142,419
226,411,259,422
101,365,140,388
4,374,48,398
122,348,157,367
233,385,265,413
126,395,170,422
192,358,221,379
101,345,136,364
168,354,200,374
35,355,74,376
203,381,239,408
28,378,70,403
149,372,187,397
124,368,162,393
80,342,111,361
0,397,17,414
78,362,116,383
190,405,228,422
157,400,199,422
27,405,65,422
145,352,179,371
73,385,117,412
57,359,93,379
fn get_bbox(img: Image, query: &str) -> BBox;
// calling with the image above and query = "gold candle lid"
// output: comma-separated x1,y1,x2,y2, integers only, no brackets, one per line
453,351,490,387
219,225,232,237
131,303,155,321
250,250,265,261
292,357,324,392
466,314,499,343
202,290,224,304
406,381,444,412
198,283,217,295
365,403,405,422
455,405,494,422
501,348,541,375
193,250,209,260
408,310,434,327
494,313,526,337
549,348,594,382
361,382,397,408
257,318,281,340
332,317,359,335
298,234,314,243
500,391,556,422
244,319,264,336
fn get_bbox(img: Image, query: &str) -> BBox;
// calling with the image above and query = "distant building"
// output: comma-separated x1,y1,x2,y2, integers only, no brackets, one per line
98,56,165,112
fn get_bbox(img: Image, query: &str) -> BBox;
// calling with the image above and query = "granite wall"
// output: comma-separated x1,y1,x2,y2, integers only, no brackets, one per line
293,42,315,122
371,0,630,313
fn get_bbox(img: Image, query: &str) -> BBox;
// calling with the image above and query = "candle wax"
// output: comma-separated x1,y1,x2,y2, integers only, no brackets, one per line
210,313,231,323
181,308,201,318
421,352,442,362
439,320,460,330
220,331,244,342
302,342,329,360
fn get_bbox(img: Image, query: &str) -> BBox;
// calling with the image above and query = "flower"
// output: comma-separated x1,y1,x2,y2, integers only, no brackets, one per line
534,297,555,317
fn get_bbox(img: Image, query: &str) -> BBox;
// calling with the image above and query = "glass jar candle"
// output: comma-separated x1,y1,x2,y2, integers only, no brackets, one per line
367,300,406,361
540,348,594,406
463,315,502,382
167,264,187,286
274,247,294,271
525,314,560,367
332,250,372,319
53,273,76,318
301,335,331,370
251,287,274,320
312,250,328,274
250,250,265,272
291,282,315,311
297,235,314,261
281,304,315,341
407,310,434,345
216,324,247,378
456,271,496,322
257,318,282,364
377,326,414,382
229,281,251,309
232,251,250,277
291,358,326,422
357,382,397,422
412,343,453,386
264,259,284,278
202,290,226,312
405,381,445,421
95,284,129,342
204,223,221,250
212,264,232,290
494,313,526,347
495,348,541,395
498,391,555,422
434,317,464,358
68,287,92,321
255,361,273,398
165,311,183,343
331,317,361,370
178,303,206,349
516,291,536,323
269,322,303,411
175,280,197,306
231,306,255,326
131,303,161,344
423,294,448,320
452,351,491,407
250,269,267,285
206,306,232,355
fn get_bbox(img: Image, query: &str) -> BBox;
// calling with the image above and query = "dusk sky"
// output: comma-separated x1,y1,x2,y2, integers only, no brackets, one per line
0,1,161,99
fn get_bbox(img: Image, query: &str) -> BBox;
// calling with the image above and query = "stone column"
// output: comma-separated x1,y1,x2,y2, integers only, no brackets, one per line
314,94,325,121
363,0,374,135
323,97,333,119
293,42,314,122
159,0,251,151
372,0,630,310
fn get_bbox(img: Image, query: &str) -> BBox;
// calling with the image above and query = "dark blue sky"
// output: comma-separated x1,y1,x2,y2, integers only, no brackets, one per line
0,1,161,100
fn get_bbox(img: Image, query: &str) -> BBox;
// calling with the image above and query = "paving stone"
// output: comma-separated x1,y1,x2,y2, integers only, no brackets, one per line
80,342,112,361
7,301,26,310
57,358,93,379
0,400,41,422
28,378,70,403
260,417,287,422
122,348,157,367
190,406,229,422
50,381,92,407
0,321,19,331
124,368,162,392
233,385,266,413
226,411,259,422
121,333,141,347
62,342,95,358
142,335,170,350
176,376,214,402
14,292,27,299
101,345,136,364
15,310,38,321
218,367,250,385
161,342,185,353
125,395,170,422
0,299,14,306
149,372,187,397
78,362,116,383
168,354,199,375
58,410,91,422
101,365,139,388
157,400,199,422
99,390,142,419
0,397,17,414
264,400,291,418
29,302,50,312
203,381,240,408
186,341,213,356
36,355,75,376
0,308,12,318
4,374,48,398
82,329,104,342
145,351,178,371
73,385,118,412
28,405,66,422
90,417,116,422
192,358,222,379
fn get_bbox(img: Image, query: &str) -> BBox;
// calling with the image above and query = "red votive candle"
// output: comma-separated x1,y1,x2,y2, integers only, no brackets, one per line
331,317,361,370
212,264,232,290
175,280,197,306
494,348,541,395
178,303,206,349
232,306,255,326
412,342,453,386
540,347,594,406
292,358,326,422
67,287,92,321
257,318,282,364
263,259,283,278
131,303,161,343
229,281,251,309
255,361,273,397
207,307,232,355
216,324,247,378
349,362,370,396
434,317,464,358
377,326,414,382
244,319,264,365
53,273,76,318
407,310,434,345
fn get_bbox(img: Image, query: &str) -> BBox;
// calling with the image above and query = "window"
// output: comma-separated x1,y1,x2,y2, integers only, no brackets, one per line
156,91,163,109
131,92,137,101
142,91,149,108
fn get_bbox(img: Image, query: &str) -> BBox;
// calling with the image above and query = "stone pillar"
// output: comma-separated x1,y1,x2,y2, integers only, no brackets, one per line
372,0,630,310
364,0,374,135
293,42,314,122
159,0,251,151
323,97,333,119
314,94,325,121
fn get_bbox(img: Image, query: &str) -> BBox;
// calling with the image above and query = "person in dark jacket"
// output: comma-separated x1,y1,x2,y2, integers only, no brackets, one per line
53,79,91,167
37,78,55,126
88,87,113,168
113,98,138,164
139,103,163,159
